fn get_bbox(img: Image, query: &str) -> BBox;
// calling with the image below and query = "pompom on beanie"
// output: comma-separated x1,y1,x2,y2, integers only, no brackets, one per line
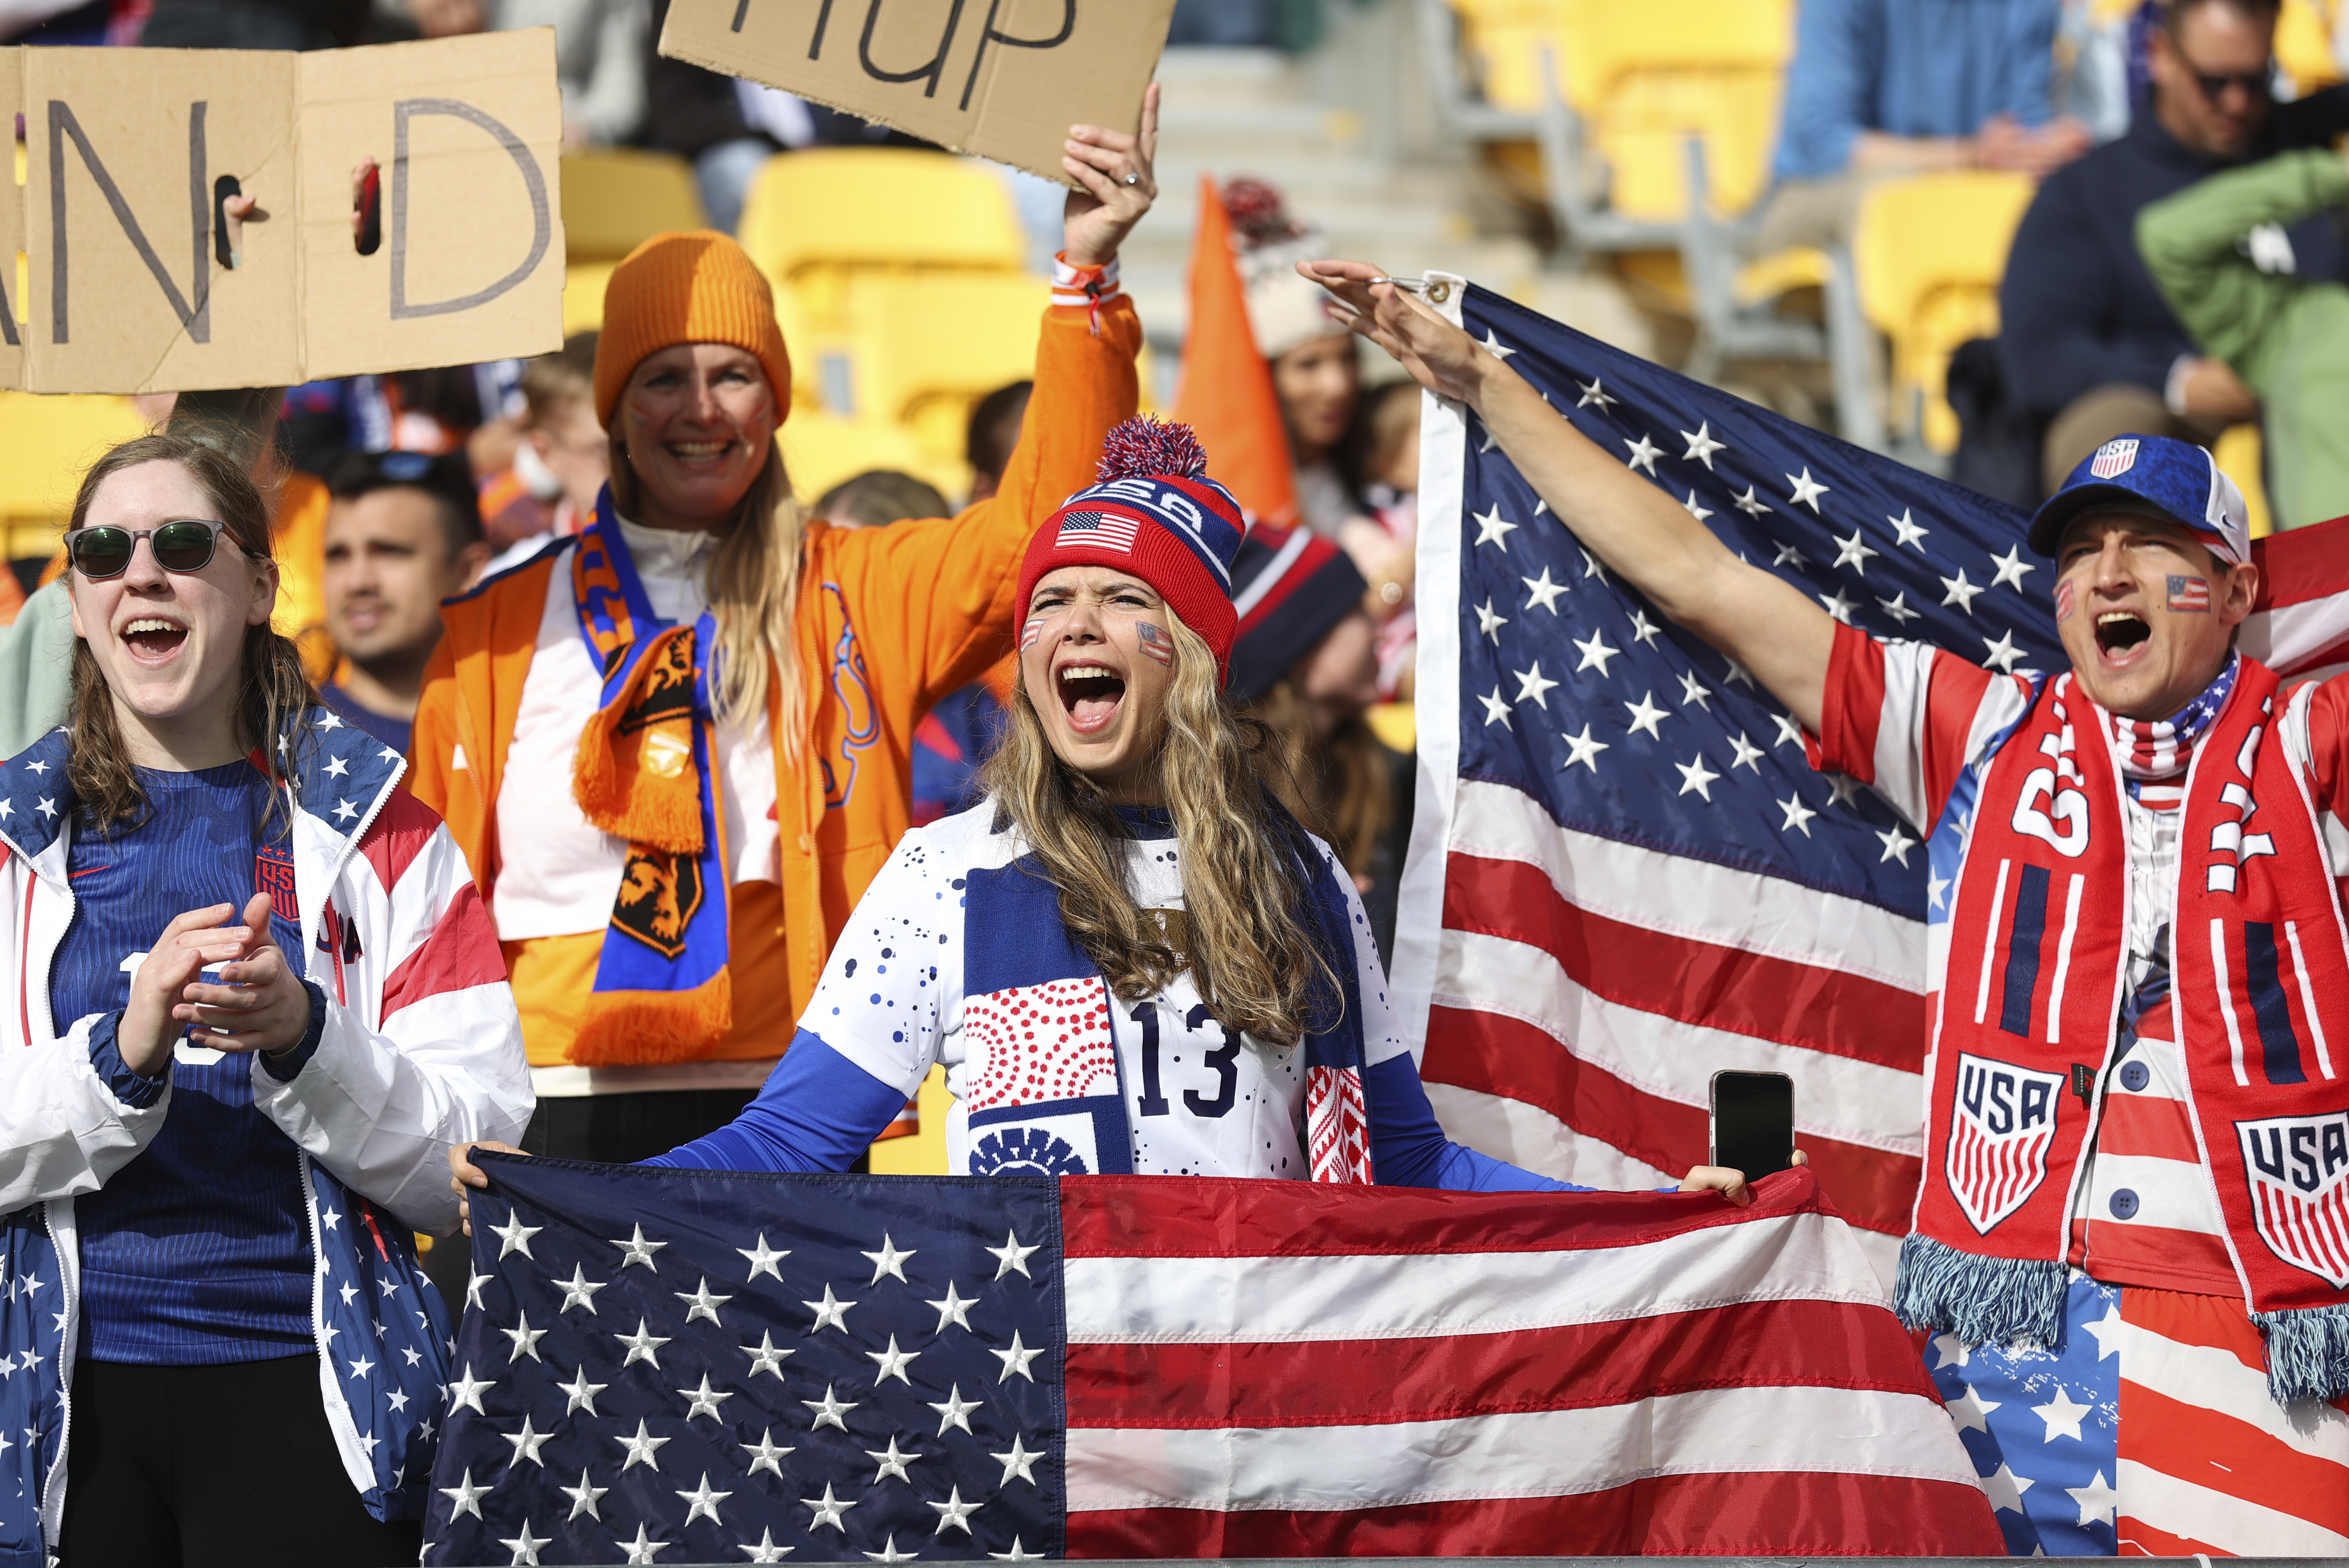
1018,418,1248,680
592,231,793,430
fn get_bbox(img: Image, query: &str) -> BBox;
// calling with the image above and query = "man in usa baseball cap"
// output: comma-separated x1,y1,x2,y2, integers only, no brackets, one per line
2027,433,2251,564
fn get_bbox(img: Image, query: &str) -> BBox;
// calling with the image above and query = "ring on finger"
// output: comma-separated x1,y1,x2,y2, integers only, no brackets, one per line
1122,172,1140,186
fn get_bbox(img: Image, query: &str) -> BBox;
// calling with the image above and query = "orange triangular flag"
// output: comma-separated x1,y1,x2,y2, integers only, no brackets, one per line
1172,174,1299,528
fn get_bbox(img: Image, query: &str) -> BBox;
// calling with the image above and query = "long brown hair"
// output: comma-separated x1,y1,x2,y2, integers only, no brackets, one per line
64,432,313,835
980,609,1336,1045
1247,680,1394,880
608,430,808,752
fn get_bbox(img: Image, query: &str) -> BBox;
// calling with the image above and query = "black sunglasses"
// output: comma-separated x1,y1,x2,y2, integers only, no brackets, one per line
62,519,241,581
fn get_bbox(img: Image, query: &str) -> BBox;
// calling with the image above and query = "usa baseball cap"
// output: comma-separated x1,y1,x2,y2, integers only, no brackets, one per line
2026,434,2249,565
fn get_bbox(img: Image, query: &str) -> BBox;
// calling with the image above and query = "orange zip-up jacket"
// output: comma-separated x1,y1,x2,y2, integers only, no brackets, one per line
408,296,1141,1068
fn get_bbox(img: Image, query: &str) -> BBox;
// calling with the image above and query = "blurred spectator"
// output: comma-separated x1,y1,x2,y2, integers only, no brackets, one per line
491,0,645,148
815,469,950,529
1228,179,1366,538
136,0,364,46
1342,379,1421,701
1166,0,1321,50
2140,145,2349,528
479,333,606,564
2056,0,2163,143
2005,0,2349,493
281,362,521,477
964,380,1033,503
1756,0,2091,255
319,450,491,753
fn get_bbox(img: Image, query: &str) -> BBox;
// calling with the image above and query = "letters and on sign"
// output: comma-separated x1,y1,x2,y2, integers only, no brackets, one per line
1947,1051,2067,1234
658,0,1176,186
0,31,563,393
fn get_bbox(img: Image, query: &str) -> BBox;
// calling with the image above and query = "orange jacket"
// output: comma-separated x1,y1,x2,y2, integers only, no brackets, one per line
408,297,1140,1067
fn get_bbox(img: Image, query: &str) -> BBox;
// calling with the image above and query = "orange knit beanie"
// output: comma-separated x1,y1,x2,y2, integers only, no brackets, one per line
592,231,793,430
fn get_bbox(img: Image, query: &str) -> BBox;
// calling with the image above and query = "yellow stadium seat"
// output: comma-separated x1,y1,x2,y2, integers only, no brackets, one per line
780,409,965,511
791,272,1049,461
1852,172,2036,455
560,149,708,263
737,148,1027,293
563,261,619,336
2214,423,2275,540
0,392,151,559
2278,0,2343,93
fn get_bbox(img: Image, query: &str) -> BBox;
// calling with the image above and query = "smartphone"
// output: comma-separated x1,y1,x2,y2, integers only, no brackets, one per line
1710,1070,1794,1178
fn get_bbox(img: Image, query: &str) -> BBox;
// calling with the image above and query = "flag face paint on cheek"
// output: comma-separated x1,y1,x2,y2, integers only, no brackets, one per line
2168,575,2212,612
1020,616,1049,650
2055,579,2075,623
1137,622,1174,666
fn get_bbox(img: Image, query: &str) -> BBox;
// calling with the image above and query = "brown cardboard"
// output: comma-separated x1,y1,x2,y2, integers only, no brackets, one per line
0,63,24,391
0,32,563,394
658,0,1174,186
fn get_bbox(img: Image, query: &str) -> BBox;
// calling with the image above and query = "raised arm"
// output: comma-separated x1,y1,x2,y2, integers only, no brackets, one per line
1300,260,1836,736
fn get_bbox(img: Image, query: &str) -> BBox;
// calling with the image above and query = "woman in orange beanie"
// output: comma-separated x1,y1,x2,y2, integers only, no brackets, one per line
408,93,1157,1164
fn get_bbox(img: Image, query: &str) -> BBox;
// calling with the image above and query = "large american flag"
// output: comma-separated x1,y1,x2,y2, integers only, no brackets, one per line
1395,279,2349,1279
423,1154,2001,1560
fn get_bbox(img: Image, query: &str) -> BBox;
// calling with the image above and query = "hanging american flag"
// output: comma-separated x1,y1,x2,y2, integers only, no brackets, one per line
423,1154,2001,1560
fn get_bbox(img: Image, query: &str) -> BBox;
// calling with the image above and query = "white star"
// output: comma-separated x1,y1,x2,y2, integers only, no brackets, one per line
973,1433,1040,1497
1875,591,1919,625
1727,732,1764,771
315,712,345,732
990,1540,1043,1562
867,1334,921,1386
1785,468,1829,512
439,1467,491,1519
331,798,357,823
1777,793,1819,837
929,1383,983,1435
866,1434,920,1484
1521,566,1567,613
802,1483,858,1533
1928,870,1952,910
1625,607,1663,649
560,1467,608,1520
2065,1469,2119,1527
1825,772,1864,809
446,1364,493,1414
740,1528,794,1562
339,1282,360,1309
677,1472,732,1527
678,1373,735,1422
324,754,349,778
1479,329,1516,359
499,1520,551,1565
1990,544,2036,592
738,1234,789,1283
1473,596,1509,643
1476,418,1500,454
803,1284,857,1333
1931,1333,1974,1371
2032,1385,2091,1443
1561,724,1609,774
1981,630,2022,674
1772,541,1810,570
1674,753,1722,801
986,1231,1038,1279
1581,547,1609,582
991,1329,1044,1383
1676,670,1711,709
1513,663,1560,709
555,1265,606,1315
1980,1460,2036,1516
1940,569,1983,614
387,1388,409,1412
466,1269,491,1310
675,1277,732,1326
0,800,12,820
503,1413,554,1468
487,1215,539,1260
1831,527,1878,574
558,1364,608,1416
1680,422,1726,469
1622,691,1668,740
1945,1385,2001,1434
743,1428,794,1478
620,1522,670,1565
34,798,56,821
743,1330,793,1380
1733,484,1773,518
929,1485,981,1536
1575,376,1617,410
611,1224,668,1270
1877,825,1918,866
1890,508,1929,550
615,1418,671,1472
1818,586,1857,624
1682,489,1714,524
2080,1301,2125,1360
1624,432,1663,475
1572,628,1620,677
926,1282,977,1335
1476,686,1513,728
615,1319,672,1369
347,1353,375,1379
804,1382,859,1431
1472,504,1518,552
501,1311,548,1364
863,1535,918,1564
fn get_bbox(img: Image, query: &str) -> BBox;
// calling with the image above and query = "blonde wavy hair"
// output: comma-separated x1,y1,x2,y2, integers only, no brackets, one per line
980,608,1338,1045
608,430,807,750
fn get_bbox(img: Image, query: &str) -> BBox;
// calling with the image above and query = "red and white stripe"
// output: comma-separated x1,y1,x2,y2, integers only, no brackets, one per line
1056,1169,2004,1557
2243,512,2349,685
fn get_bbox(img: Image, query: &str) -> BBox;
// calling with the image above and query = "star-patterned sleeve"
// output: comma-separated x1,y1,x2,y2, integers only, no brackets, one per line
1806,621,2032,832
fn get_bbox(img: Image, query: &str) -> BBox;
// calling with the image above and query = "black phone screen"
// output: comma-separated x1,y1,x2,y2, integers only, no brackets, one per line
1710,1071,1794,1178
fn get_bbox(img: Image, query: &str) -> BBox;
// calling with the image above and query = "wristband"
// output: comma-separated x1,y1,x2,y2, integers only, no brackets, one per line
1053,254,1122,336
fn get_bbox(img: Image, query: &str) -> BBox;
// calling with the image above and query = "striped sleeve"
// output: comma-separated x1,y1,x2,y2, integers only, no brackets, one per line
1807,622,2029,830
253,789,533,1233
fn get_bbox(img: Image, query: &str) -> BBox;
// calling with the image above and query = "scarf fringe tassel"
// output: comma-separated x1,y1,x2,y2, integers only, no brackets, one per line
2252,1304,2349,1404
567,969,733,1067
1892,1232,2069,1348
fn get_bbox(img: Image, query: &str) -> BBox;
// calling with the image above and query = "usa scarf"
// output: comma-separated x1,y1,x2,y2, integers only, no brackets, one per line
564,496,732,1064
958,800,1372,1182
1900,658,2349,1402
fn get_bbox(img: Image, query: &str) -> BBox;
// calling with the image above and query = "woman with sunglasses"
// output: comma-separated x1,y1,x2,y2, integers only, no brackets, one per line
0,432,531,1564
453,422,1772,1200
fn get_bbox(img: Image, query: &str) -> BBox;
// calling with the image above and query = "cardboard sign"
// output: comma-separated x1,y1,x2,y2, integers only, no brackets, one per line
659,0,1174,186
0,32,563,394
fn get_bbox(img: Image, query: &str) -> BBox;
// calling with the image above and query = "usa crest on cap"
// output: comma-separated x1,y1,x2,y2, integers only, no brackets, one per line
2089,438,2140,480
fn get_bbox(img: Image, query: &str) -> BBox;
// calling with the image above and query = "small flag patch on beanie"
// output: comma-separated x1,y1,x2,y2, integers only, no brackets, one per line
1055,510,1139,551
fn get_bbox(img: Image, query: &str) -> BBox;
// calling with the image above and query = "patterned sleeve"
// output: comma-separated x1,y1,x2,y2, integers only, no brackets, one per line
797,823,964,1100
1805,621,2029,831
